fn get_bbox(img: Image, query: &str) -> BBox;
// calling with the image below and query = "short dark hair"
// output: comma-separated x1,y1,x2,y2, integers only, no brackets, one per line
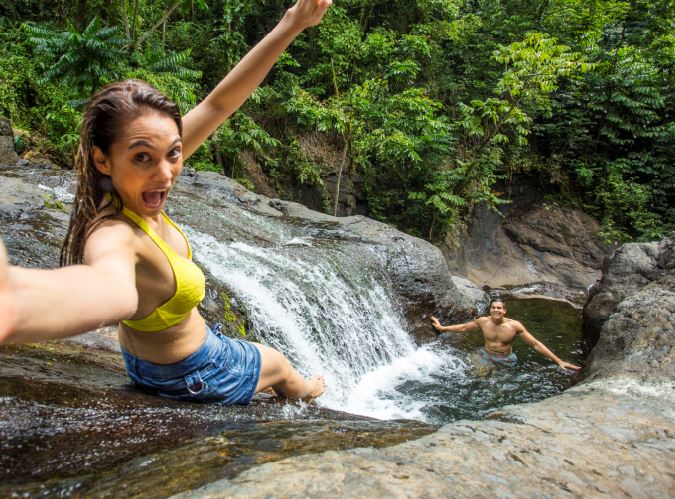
489,298,506,308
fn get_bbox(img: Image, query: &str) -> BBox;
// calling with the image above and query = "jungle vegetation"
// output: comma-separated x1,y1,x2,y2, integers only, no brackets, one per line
1,0,672,242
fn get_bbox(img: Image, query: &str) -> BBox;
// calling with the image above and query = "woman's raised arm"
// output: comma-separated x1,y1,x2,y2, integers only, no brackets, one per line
0,222,139,345
181,0,332,159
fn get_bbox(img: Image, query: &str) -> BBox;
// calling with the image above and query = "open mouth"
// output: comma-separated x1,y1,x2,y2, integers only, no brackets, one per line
141,190,168,209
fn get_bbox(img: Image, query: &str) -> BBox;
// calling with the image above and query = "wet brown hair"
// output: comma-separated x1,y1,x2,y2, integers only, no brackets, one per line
489,298,506,308
61,80,182,265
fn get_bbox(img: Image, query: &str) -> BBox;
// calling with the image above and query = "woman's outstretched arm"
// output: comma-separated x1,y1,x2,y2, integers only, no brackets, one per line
0,223,139,345
181,0,332,159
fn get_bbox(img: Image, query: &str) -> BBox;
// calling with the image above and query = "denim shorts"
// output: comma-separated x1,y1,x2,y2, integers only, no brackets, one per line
121,324,262,404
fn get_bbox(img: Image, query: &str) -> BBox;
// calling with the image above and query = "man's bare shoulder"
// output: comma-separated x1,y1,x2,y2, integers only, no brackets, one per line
504,318,525,331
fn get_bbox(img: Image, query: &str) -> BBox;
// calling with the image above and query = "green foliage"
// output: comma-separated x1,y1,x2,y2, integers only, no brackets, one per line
0,52,35,121
213,111,281,178
494,32,591,115
23,17,128,100
3,0,672,241
127,47,202,109
285,138,324,186
42,193,65,210
220,291,246,337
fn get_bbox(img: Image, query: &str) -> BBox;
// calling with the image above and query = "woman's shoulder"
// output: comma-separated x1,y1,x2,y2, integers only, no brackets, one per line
85,211,141,256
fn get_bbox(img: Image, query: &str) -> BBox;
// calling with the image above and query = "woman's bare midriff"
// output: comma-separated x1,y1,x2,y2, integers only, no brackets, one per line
118,309,206,364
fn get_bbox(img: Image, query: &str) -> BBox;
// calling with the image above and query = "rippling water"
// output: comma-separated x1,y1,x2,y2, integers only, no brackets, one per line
337,298,583,425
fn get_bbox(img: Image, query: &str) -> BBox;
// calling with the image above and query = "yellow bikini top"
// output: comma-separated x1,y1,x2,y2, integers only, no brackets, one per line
121,206,205,332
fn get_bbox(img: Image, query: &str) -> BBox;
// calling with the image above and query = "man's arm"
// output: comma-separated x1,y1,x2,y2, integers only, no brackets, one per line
430,316,481,333
515,321,581,370
181,0,332,159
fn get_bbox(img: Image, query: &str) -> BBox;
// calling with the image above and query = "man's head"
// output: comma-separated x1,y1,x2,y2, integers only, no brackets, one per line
488,299,506,320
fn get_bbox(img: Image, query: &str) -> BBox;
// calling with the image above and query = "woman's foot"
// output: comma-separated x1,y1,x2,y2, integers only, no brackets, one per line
303,374,326,402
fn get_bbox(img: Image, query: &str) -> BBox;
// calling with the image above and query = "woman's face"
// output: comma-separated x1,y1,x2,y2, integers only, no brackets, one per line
94,111,182,218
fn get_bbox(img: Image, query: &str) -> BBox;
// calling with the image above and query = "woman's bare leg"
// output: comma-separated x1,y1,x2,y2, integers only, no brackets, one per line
253,343,325,401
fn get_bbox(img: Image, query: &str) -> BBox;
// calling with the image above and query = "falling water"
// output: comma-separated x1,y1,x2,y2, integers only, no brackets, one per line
187,228,464,420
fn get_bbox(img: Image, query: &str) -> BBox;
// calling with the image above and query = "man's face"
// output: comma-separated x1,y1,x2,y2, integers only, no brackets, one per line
489,301,505,320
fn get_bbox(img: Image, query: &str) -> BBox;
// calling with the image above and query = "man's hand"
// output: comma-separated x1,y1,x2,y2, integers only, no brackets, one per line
430,316,444,332
558,360,581,371
0,238,17,343
285,0,333,31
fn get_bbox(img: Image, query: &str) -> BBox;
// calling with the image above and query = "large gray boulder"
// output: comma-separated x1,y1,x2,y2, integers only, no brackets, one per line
0,164,487,340
443,177,611,290
583,233,674,379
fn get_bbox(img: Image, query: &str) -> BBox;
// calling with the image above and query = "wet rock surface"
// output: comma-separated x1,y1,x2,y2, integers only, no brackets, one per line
0,163,488,338
0,341,434,497
491,280,589,308
179,383,674,499
170,169,489,336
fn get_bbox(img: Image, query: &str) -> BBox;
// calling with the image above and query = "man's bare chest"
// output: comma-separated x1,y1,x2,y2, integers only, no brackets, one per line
481,322,517,343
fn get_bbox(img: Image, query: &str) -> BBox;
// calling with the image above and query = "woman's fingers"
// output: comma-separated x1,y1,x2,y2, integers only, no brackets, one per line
288,0,332,29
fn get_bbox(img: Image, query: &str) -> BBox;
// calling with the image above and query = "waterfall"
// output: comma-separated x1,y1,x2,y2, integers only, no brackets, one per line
187,227,464,420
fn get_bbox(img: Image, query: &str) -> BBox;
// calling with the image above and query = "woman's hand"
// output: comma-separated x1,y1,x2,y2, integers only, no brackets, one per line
182,0,332,159
0,239,17,343
285,0,333,31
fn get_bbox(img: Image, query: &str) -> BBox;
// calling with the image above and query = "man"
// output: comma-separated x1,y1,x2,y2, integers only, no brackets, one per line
431,299,581,371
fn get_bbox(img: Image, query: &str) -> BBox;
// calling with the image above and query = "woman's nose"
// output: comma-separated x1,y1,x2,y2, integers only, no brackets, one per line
155,159,176,180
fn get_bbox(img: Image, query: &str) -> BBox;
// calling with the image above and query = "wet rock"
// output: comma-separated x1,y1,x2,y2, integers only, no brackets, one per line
583,233,674,379
178,382,674,499
492,281,588,308
0,164,487,339
443,183,611,291
0,342,435,497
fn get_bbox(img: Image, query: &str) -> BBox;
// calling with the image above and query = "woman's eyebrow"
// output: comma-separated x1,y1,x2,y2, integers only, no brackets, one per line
127,137,182,150
128,139,155,151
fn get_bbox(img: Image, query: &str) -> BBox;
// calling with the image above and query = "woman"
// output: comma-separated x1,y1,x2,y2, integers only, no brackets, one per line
0,0,331,404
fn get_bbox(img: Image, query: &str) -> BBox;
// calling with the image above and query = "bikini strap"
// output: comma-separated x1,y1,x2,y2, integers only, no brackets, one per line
121,206,192,259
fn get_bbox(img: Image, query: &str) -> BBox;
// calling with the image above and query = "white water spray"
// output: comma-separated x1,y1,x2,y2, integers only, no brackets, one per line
188,228,464,420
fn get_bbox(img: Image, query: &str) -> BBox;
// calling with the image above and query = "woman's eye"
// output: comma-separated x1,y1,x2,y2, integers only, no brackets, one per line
134,152,151,163
169,148,181,159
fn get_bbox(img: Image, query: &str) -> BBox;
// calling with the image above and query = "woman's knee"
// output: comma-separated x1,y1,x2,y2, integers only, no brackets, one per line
259,345,293,381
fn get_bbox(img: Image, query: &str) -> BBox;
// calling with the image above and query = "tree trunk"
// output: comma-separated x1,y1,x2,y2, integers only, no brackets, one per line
75,0,88,30
136,1,181,47
211,142,224,173
333,136,349,217
130,0,139,42
121,0,130,39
